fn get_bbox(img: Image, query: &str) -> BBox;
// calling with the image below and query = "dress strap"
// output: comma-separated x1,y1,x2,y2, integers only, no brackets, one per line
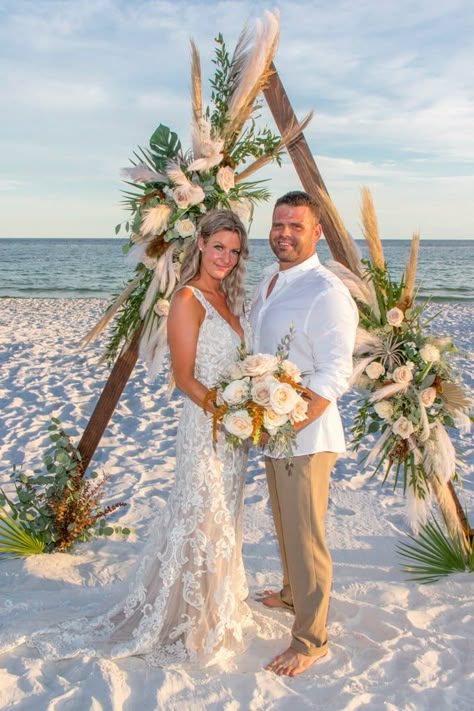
182,285,212,313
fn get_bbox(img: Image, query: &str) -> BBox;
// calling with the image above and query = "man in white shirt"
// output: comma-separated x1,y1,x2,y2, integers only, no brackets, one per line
250,191,358,676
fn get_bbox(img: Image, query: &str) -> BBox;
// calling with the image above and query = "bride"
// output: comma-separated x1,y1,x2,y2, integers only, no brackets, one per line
3,209,253,668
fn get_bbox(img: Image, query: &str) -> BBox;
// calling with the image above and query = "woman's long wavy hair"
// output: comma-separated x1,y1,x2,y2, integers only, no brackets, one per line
178,209,249,315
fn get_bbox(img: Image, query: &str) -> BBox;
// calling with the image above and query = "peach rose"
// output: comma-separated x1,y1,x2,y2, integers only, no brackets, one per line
241,353,279,377
269,382,299,415
281,359,302,383
251,379,274,407
289,396,308,424
392,416,415,439
263,408,289,433
386,307,405,327
420,387,437,407
392,365,414,384
223,410,253,439
365,361,385,380
216,166,235,193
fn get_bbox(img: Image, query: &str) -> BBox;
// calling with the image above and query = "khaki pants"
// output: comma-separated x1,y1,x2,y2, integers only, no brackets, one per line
265,452,337,657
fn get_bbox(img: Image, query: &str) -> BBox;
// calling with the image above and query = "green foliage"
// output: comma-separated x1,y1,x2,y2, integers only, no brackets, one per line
105,269,154,364
397,517,473,584
149,124,182,171
0,420,129,557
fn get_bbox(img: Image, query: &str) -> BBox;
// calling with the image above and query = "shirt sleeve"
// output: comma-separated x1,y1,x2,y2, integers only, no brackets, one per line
304,286,358,403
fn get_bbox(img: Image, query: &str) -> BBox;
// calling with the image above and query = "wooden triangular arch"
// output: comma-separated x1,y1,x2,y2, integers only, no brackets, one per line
77,64,471,546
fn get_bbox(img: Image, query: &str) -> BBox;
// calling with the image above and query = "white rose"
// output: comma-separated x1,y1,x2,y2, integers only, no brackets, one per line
153,298,170,317
263,408,289,432
269,382,300,415
289,396,308,424
419,344,440,363
392,416,415,440
392,365,414,384
241,353,279,377
216,166,235,193
226,362,244,380
281,359,302,383
373,400,393,421
221,379,249,406
172,183,205,209
420,387,437,407
365,361,385,380
386,307,405,327
223,410,253,440
175,218,196,238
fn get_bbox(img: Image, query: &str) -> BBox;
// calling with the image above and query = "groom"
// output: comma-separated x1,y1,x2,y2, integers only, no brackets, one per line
250,191,358,676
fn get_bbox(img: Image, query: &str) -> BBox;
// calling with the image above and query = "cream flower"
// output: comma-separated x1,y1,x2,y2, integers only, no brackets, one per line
140,204,172,236
263,408,289,433
289,396,308,424
223,410,253,439
392,365,414,384
241,353,279,377
175,218,196,238
153,298,170,317
269,382,300,415
229,198,252,224
419,344,440,363
420,386,437,407
392,416,415,439
373,400,393,421
173,183,205,210
281,359,302,383
251,379,273,407
216,166,235,193
386,307,405,327
226,362,244,381
221,379,249,406
365,361,385,380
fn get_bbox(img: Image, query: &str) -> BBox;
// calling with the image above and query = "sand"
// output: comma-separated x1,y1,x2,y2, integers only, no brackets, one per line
0,298,472,710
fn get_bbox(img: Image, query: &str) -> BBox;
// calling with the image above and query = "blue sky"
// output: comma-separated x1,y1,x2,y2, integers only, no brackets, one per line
1,0,473,240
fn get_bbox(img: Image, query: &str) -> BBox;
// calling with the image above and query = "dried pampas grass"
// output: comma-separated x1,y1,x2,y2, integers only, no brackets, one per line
360,187,384,270
315,187,362,277
400,232,419,309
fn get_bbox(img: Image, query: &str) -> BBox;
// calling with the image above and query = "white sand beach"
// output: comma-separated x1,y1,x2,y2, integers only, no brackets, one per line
0,298,472,710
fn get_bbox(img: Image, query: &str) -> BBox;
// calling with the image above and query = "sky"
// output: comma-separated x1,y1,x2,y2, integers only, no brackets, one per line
1,0,473,240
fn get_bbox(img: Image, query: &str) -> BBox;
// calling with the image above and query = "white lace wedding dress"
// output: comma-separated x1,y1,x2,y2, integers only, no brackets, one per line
1,287,253,668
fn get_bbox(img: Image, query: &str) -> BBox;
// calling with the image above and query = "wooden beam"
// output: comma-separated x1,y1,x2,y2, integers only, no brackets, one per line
77,325,142,472
263,62,360,272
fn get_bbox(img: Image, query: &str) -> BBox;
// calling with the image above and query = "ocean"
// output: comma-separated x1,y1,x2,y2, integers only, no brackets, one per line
0,238,472,302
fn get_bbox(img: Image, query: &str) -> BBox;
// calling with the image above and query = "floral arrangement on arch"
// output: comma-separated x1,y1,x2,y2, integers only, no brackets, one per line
319,187,472,579
207,331,309,457
83,10,311,380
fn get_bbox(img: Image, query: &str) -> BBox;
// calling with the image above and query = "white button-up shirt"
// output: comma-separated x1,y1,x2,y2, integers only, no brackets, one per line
249,253,358,457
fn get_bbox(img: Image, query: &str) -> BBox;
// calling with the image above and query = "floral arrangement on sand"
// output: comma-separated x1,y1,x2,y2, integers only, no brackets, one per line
207,331,308,457
83,10,311,380
320,187,473,581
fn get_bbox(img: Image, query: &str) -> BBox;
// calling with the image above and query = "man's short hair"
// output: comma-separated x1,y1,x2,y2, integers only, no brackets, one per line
274,191,321,222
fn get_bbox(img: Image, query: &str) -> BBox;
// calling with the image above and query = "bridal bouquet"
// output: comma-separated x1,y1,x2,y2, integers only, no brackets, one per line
206,337,309,457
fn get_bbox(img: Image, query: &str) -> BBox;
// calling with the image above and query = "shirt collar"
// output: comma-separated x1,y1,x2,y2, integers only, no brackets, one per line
264,252,321,283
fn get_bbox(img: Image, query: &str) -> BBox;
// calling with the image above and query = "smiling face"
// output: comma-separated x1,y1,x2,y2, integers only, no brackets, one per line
198,229,241,281
269,204,322,269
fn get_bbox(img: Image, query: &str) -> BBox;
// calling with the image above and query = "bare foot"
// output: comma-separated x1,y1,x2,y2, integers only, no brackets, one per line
265,647,327,676
255,590,292,610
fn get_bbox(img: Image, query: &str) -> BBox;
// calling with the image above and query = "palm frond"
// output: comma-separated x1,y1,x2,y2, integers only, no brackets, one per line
397,516,472,583
0,511,45,558
235,112,313,182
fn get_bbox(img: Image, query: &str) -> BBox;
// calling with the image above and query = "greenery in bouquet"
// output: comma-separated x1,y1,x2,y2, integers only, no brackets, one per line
83,10,311,380
207,331,309,457
323,187,472,581
0,419,129,558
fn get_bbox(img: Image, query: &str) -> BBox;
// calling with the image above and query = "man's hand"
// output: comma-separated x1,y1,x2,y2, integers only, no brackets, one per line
294,388,331,432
